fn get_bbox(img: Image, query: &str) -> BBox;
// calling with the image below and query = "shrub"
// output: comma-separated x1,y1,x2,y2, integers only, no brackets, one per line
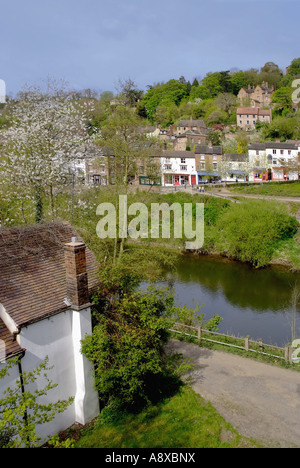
214,200,298,267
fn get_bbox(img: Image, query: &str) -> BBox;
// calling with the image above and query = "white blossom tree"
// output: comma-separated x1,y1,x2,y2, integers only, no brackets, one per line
0,81,94,223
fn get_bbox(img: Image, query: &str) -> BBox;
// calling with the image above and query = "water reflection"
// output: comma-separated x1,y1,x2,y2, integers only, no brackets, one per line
147,255,300,347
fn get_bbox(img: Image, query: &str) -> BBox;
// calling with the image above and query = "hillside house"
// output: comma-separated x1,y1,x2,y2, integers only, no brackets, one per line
237,107,272,131
0,224,100,443
238,82,274,108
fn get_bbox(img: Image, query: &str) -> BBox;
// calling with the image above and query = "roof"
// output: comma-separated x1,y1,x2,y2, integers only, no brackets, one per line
161,150,195,159
223,153,248,162
0,318,24,360
195,145,223,155
177,119,207,128
249,142,298,150
237,107,272,116
0,223,99,331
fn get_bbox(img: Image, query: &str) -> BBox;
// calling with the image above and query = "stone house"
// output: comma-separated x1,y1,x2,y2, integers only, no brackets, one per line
237,82,274,109
0,223,100,443
176,118,208,135
237,107,272,131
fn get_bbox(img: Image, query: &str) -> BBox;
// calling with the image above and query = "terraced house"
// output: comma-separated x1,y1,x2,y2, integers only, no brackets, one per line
248,142,299,181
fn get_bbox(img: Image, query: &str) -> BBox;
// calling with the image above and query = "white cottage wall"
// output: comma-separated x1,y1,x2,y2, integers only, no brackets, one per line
15,308,99,442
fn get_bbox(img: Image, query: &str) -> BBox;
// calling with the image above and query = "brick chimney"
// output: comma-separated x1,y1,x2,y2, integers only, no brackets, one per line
64,239,90,309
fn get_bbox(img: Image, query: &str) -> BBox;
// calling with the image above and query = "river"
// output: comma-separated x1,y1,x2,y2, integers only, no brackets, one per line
145,254,300,347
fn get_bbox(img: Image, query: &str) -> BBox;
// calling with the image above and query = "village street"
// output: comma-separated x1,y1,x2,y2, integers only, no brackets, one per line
168,339,300,448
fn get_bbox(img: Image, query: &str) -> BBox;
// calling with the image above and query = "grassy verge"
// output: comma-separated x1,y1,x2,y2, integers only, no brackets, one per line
73,386,260,448
229,181,300,197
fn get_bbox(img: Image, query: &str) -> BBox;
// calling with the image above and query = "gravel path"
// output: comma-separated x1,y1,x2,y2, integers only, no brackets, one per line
168,339,300,448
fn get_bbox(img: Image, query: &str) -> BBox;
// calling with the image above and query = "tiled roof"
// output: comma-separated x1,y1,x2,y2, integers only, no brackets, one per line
195,145,223,155
223,153,248,161
249,142,298,150
237,107,271,116
0,318,24,360
161,150,195,158
0,223,99,331
177,119,207,128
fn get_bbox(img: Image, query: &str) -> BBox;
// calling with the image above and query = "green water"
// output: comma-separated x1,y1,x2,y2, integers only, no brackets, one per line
164,254,300,347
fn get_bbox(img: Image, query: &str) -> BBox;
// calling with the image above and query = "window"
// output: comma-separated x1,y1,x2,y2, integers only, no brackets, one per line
100,165,105,173
181,158,186,164
213,154,217,160
164,164,172,170
165,157,170,163
180,165,187,171
213,163,218,170
273,149,277,154
273,159,277,165
288,150,291,155
280,150,284,155
201,162,205,169
139,166,145,174
200,154,205,160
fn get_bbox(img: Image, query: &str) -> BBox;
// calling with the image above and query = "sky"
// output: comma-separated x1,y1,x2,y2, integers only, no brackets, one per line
0,0,299,97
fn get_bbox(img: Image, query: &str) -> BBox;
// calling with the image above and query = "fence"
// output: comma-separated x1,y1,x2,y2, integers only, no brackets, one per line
170,322,294,363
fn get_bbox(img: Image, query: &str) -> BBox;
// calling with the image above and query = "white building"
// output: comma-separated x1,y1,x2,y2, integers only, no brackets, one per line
248,142,299,181
160,150,197,186
0,224,100,445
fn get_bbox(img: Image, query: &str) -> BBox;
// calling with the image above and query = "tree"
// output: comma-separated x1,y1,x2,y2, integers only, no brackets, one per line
0,357,73,448
81,263,185,410
0,81,93,223
214,92,238,117
287,58,300,77
116,78,144,107
271,87,293,115
138,80,189,123
96,104,162,262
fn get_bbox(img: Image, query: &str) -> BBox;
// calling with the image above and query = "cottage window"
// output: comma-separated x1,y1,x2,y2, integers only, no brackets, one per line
181,158,186,164
180,165,187,171
164,164,172,170
273,149,277,154
201,154,205,160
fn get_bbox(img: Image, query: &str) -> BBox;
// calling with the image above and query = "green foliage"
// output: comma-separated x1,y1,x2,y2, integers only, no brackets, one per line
0,357,73,448
81,283,182,410
214,200,299,267
138,79,189,123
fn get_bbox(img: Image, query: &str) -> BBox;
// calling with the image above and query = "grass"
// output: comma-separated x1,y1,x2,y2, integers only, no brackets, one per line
229,181,300,197
74,386,259,448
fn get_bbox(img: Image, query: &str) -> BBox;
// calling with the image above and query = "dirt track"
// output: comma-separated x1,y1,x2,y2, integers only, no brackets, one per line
169,339,300,448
